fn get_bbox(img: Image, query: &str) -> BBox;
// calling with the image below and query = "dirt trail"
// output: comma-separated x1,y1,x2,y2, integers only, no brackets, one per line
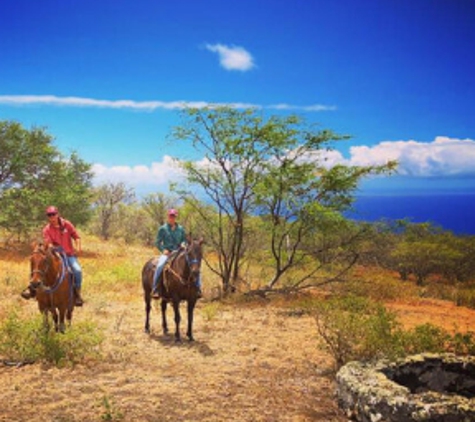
3,240,475,422
0,298,346,422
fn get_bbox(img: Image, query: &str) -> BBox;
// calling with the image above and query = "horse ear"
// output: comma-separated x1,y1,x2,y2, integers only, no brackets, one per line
31,240,45,251
186,233,193,244
199,237,205,245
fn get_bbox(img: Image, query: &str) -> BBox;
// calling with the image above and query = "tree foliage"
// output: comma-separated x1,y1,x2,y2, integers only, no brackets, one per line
361,220,475,285
90,182,135,240
171,107,396,294
0,120,93,240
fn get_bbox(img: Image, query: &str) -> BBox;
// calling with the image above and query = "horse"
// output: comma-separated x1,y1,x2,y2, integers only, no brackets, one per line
28,242,75,333
142,237,204,342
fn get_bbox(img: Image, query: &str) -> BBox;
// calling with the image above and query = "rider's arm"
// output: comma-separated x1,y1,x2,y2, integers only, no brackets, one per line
156,226,168,254
74,238,82,254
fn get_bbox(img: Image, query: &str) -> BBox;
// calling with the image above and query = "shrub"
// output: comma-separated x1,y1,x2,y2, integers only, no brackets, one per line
310,295,475,370
201,302,221,321
0,311,42,363
0,310,103,366
341,272,418,302
455,287,475,309
400,323,451,355
312,295,405,369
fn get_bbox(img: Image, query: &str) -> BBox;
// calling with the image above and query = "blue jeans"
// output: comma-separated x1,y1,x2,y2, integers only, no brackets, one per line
67,256,82,289
152,254,202,292
152,254,169,292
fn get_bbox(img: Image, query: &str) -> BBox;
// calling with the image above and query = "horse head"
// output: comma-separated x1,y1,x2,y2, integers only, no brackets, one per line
184,237,204,282
29,241,50,289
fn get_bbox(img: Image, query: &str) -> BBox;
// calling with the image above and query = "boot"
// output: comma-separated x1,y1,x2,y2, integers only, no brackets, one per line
75,287,84,307
195,285,202,299
20,286,36,300
152,280,162,299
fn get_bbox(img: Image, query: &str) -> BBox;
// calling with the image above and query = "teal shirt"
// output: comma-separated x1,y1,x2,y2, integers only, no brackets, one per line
155,223,186,253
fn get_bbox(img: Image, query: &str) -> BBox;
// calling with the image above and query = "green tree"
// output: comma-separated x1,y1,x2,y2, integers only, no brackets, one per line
390,222,455,285
253,131,395,290
171,107,396,294
90,182,135,240
0,121,93,240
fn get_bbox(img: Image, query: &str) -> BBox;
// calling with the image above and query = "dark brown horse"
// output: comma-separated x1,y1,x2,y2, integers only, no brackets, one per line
142,237,204,341
28,242,75,333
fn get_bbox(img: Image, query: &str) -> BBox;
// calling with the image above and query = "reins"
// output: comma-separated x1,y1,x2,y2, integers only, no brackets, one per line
164,245,201,286
31,248,68,294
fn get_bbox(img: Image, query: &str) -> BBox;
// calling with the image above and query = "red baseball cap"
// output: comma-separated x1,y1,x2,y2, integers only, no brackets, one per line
46,206,58,214
167,208,178,216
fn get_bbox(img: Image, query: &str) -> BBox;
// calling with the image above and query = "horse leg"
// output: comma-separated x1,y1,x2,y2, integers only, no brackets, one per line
186,300,196,342
144,292,151,333
42,310,51,333
66,306,73,327
51,308,59,332
161,299,169,335
172,300,181,342
58,307,67,334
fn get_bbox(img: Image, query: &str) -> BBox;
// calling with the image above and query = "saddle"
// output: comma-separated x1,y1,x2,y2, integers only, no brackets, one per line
156,250,181,297
52,246,82,306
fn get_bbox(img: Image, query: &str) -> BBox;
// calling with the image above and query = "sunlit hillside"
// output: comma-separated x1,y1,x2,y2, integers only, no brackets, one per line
1,235,475,421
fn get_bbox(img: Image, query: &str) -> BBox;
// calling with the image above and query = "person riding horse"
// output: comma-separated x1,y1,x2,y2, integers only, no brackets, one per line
21,206,84,306
152,208,202,299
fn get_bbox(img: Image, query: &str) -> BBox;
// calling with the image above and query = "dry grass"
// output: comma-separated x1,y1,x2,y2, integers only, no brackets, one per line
2,235,475,421
0,235,345,422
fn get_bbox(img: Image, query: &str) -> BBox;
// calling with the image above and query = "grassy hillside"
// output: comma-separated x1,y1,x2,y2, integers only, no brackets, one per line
1,235,475,421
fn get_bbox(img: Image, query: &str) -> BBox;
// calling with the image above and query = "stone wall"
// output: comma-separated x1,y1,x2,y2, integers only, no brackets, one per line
336,353,475,422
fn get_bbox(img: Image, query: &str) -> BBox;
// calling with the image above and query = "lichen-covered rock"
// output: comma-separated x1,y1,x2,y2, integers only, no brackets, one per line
336,353,475,422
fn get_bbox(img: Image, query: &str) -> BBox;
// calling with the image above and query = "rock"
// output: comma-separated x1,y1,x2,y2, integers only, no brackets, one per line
336,353,475,421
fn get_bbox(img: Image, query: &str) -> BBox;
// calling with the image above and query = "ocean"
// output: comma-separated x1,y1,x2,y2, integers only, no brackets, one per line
348,194,475,235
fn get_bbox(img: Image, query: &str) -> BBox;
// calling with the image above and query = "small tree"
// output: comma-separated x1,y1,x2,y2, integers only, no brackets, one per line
171,107,396,294
91,182,135,240
253,140,395,290
171,108,273,293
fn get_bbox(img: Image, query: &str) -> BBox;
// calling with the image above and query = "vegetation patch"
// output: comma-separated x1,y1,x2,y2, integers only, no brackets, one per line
304,294,475,370
0,309,103,366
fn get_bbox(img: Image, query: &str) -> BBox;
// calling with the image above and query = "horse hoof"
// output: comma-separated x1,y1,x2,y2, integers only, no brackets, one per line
144,328,150,334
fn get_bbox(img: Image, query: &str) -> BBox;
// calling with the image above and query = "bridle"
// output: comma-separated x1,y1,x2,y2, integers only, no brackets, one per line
29,247,67,294
30,249,50,284
165,242,202,286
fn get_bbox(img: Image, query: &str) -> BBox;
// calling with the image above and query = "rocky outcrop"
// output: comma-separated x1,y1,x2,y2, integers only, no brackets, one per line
336,353,475,422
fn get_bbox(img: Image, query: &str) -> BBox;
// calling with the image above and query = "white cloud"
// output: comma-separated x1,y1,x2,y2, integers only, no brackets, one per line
92,137,475,192
0,95,258,111
205,43,255,71
348,136,475,177
92,155,184,187
0,95,334,113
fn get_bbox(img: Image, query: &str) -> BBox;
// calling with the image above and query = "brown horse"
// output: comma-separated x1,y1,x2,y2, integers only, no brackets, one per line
28,242,75,333
142,237,204,341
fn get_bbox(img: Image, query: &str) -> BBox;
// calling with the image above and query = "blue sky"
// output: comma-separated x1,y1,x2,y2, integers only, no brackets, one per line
1,0,475,197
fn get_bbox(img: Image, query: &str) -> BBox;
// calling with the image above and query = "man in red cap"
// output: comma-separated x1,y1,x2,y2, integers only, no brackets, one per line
151,208,202,298
21,206,84,306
